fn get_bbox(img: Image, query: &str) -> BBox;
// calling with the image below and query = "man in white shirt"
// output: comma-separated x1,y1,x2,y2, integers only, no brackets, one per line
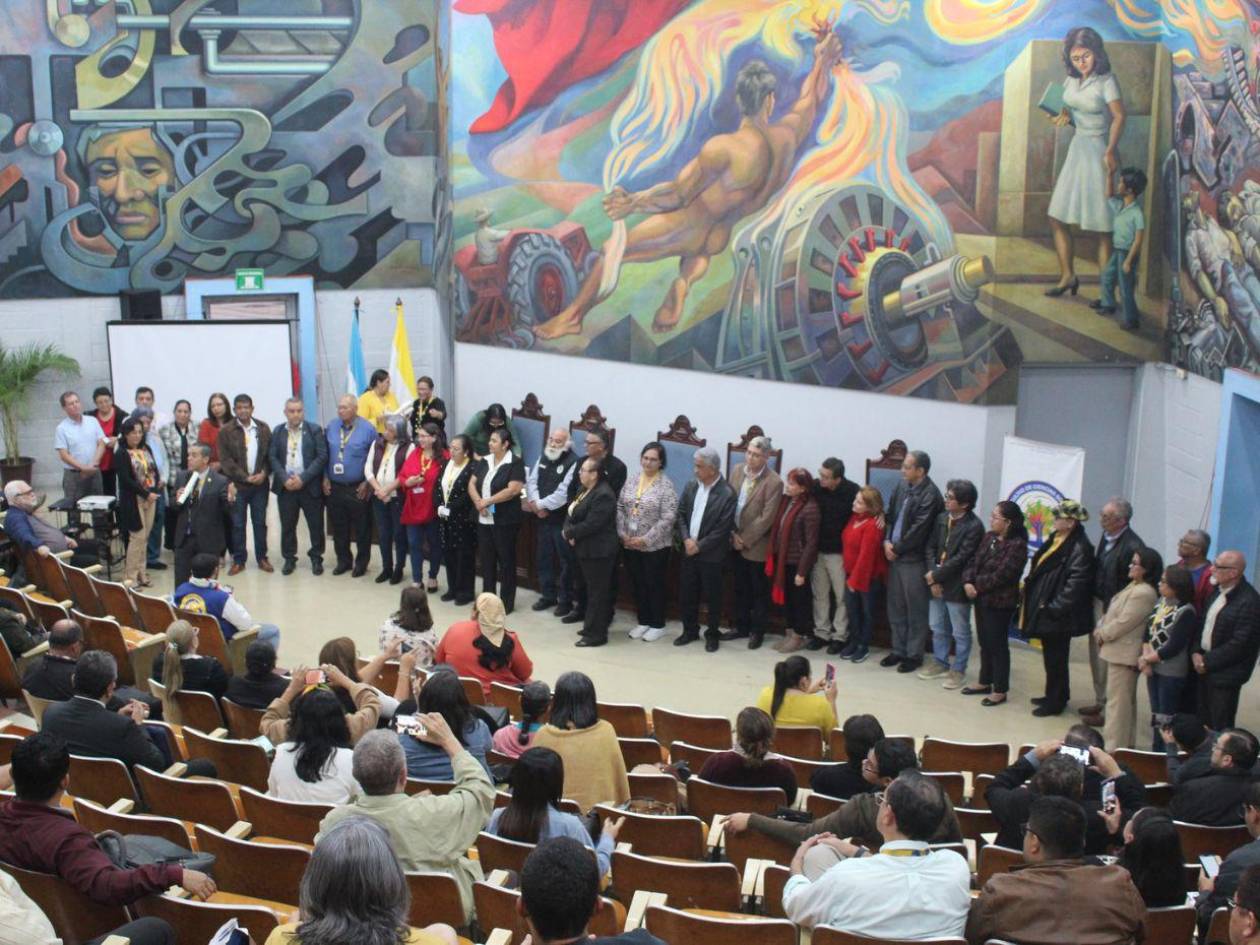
782,769,971,939
525,429,578,613
0,869,176,945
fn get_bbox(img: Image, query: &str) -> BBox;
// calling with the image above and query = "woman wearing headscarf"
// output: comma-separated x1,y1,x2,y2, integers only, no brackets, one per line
433,592,533,699
766,468,821,653
1020,499,1097,718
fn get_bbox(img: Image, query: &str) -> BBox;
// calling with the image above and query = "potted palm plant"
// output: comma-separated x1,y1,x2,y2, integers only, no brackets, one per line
0,341,80,487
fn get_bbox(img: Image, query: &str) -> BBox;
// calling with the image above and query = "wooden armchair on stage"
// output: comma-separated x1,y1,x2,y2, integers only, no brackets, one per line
512,394,552,589
862,438,905,650
726,424,783,476
568,404,615,457
656,415,706,496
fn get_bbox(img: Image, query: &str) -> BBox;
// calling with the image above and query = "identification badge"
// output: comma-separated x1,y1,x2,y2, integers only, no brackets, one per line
411,486,425,495
332,463,344,475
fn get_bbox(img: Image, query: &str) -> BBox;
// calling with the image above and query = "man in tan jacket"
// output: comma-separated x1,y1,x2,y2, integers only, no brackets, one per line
721,436,782,650
965,795,1145,945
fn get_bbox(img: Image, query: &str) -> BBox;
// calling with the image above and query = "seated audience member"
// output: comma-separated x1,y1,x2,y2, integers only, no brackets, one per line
726,737,962,851
1116,807,1187,908
0,733,217,907
224,640,289,709
782,770,971,936
2,480,99,568
986,728,1145,854
150,619,229,716
488,747,622,875
533,671,630,812
1230,865,1260,945
22,618,160,716
0,866,177,945
378,584,440,666
268,688,360,804
434,592,533,697
1198,780,1260,928
397,668,492,780
1161,712,1213,783
262,661,380,747
0,598,46,659
1193,550,1260,730
41,651,215,776
264,815,457,945
810,713,884,800
317,724,495,922
1171,727,1258,826
491,680,551,759
965,796,1146,945
697,707,799,805
518,836,666,945
175,552,281,649
319,635,400,719
755,654,838,734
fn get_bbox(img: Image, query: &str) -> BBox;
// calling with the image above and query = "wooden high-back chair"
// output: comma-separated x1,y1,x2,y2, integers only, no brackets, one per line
220,697,266,738
238,786,332,845
593,805,705,860
88,575,143,629
405,871,467,929
610,848,741,911
182,727,270,793
193,823,310,906
652,706,731,752
645,904,798,945
72,797,193,848
476,831,535,875
597,701,650,738
134,893,282,945
920,737,1010,778
1,861,131,945
773,725,824,760
686,778,785,827
134,765,239,831
67,754,141,808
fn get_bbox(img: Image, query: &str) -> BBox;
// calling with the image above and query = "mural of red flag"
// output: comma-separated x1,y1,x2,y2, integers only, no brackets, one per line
456,0,688,134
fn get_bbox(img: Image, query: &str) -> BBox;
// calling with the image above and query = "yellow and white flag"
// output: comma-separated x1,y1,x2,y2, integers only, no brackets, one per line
389,297,415,399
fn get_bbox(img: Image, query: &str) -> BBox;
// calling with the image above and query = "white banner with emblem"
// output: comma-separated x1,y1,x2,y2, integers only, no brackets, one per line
999,435,1086,556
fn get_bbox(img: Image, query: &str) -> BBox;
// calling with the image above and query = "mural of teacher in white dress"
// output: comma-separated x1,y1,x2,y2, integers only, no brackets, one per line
1045,27,1127,301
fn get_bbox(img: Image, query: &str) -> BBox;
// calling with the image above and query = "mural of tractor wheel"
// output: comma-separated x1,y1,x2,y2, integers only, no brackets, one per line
506,232,583,326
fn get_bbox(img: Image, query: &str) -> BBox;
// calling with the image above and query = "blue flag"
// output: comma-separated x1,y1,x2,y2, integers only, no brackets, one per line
346,302,367,396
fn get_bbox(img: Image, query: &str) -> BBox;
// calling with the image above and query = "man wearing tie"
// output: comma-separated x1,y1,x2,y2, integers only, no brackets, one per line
217,393,274,575
170,444,235,586
269,398,329,576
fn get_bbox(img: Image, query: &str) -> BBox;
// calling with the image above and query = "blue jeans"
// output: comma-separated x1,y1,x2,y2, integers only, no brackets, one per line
372,498,409,575
405,520,442,584
146,490,166,563
255,623,281,650
1147,672,1186,750
845,584,880,647
929,597,973,672
535,516,570,604
231,483,269,564
1099,247,1139,327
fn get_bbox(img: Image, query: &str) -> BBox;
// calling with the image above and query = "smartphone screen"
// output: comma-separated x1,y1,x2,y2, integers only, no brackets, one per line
824,662,836,684
1201,855,1221,879
304,669,326,686
1058,745,1090,765
1101,780,1117,811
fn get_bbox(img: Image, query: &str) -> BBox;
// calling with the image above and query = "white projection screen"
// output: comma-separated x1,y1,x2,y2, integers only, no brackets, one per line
107,320,296,429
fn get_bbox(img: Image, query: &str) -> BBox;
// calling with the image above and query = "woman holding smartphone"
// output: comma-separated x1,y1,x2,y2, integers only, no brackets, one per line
755,655,837,735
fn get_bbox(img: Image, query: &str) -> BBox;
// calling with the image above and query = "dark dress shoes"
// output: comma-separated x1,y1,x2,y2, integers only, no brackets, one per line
575,637,607,648
704,637,719,653
282,559,296,576
532,598,557,612
351,565,367,578
674,633,699,647
311,560,324,575
561,611,585,625
332,563,351,576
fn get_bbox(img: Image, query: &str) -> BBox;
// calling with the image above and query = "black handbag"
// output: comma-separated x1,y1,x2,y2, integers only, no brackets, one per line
96,830,217,875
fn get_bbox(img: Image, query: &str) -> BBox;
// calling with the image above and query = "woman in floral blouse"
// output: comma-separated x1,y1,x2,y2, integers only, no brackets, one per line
616,441,678,643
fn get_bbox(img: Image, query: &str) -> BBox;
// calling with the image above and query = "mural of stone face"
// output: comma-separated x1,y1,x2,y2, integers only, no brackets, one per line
82,126,175,242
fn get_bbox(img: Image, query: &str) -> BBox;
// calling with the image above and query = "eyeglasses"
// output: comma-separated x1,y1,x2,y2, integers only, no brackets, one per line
1214,564,1239,572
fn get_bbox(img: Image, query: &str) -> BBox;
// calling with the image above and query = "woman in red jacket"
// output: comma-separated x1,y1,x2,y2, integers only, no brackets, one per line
399,422,444,590
767,468,821,654
841,485,888,664
434,592,533,698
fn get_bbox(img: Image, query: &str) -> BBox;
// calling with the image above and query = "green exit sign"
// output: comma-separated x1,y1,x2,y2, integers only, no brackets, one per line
235,268,264,291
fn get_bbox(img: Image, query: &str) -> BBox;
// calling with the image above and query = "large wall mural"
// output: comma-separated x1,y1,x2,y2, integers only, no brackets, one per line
0,1,443,298
450,0,1257,403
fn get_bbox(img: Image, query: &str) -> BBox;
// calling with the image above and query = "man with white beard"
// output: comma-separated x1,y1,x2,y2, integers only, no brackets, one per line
525,428,579,614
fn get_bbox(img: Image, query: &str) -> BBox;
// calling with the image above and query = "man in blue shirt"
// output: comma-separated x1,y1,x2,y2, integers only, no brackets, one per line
324,394,377,577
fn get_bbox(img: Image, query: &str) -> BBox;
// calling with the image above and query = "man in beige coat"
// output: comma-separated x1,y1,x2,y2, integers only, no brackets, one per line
721,436,783,650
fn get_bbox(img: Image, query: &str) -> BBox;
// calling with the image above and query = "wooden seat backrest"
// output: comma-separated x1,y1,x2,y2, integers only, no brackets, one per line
406,871,467,929
1,861,130,945
669,740,720,771
0,636,23,702
90,576,142,629
921,737,1010,777
1174,821,1252,860
780,753,828,791
239,785,332,845
645,904,798,945
1115,748,1173,785
922,770,967,806
473,881,530,944
476,831,535,875
598,701,650,739
1143,904,1197,945
723,826,796,871
762,863,791,918
173,690,225,734
627,771,679,807
976,844,1023,888
134,892,281,945
357,656,400,696
21,689,56,728
60,562,105,617
29,597,71,632
610,848,740,911
814,928,967,945
193,823,310,906
0,585,38,623
406,778,455,796
74,612,138,686
221,698,265,739
653,707,731,752
594,804,705,860
807,792,845,819
72,797,192,849
459,675,486,706
175,609,233,674
954,806,999,843
774,725,824,760
130,591,176,636
489,682,524,718
618,737,664,769
68,754,140,808
134,765,239,831
1206,905,1231,944
686,777,785,826
182,727,270,793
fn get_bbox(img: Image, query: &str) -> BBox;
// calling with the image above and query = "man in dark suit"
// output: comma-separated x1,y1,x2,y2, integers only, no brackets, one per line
269,397,329,576
1193,550,1260,729
1198,779,1260,930
882,449,944,673
1081,496,1146,724
40,650,215,776
170,443,234,587
22,619,160,716
674,446,737,652
216,392,273,575
1170,727,1257,825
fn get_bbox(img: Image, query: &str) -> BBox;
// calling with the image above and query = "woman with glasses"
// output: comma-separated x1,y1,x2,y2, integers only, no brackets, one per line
617,441,677,643
1138,565,1197,750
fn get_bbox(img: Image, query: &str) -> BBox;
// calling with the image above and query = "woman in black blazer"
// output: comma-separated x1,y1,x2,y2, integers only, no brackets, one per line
468,428,526,612
437,434,478,604
1020,499,1096,718
563,456,619,648
115,417,159,587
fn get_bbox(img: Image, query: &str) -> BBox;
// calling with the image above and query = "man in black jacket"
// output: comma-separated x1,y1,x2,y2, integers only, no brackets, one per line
40,650,214,776
882,449,944,673
170,443,235,587
1170,727,1257,826
21,619,160,716
1198,779,1260,932
1193,551,1260,729
1082,497,1145,724
811,457,859,655
559,429,626,625
919,478,985,689
675,447,736,653
268,398,329,576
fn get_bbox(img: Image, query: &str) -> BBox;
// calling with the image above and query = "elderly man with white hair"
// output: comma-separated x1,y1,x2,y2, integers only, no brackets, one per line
3,480,99,569
323,393,378,577
1193,549,1260,730
525,427,579,613
674,447,737,652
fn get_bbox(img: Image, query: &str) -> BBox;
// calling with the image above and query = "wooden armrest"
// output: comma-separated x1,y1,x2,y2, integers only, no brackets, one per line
19,584,37,593
484,931,513,945
132,634,165,651
83,563,103,574
57,598,72,607
209,727,228,739
615,842,632,854
743,858,773,900
21,641,50,659
707,815,726,851
107,798,135,814
487,869,510,887
53,550,73,560
226,820,253,839
624,890,666,931
163,762,188,777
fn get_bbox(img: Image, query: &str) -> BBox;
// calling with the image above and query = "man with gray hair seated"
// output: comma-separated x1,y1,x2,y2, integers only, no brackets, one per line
316,718,495,923
3,480,100,572
674,447,737,652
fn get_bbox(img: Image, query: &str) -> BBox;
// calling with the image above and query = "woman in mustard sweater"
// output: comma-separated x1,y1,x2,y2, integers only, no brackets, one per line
755,655,838,735
532,671,629,812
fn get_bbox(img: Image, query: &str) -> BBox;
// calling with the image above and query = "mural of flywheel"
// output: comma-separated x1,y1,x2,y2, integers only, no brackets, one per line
717,183,993,390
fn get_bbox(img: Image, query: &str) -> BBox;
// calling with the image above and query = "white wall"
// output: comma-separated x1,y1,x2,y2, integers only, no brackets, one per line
455,343,1016,504
1,287,448,492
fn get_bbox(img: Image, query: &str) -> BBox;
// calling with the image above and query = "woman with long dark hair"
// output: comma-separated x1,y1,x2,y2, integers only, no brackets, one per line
318,636,401,721
491,680,551,759
433,592,533,698
268,688,359,804
197,392,231,467
1117,807,1187,908
533,671,629,811
563,455,619,648
461,402,523,459
755,654,837,735
397,668,491,780
961,500,1030,707
487,747,621,874
767,468,821,653
398,421,445,592
1139,565,1198,750
840,486,886,664
260,656,381,748
436,433,477,604
116,416,159,587
1097,546,1162,750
